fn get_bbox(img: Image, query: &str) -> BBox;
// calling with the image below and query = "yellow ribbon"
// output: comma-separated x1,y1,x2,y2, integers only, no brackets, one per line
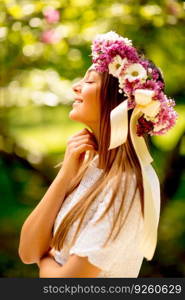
108,100,161,261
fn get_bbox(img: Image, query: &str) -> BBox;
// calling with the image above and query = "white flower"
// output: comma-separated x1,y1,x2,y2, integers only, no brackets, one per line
94,31,132,46
123,63,147,82
153,123,167,132
108,55,128,78
122,37,132,46
135,89,161,118
139,100,161,118
135,89,155,106
95,31,119,42
92,53,99,59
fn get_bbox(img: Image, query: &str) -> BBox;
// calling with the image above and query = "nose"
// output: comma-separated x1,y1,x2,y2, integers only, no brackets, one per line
72,80,82,93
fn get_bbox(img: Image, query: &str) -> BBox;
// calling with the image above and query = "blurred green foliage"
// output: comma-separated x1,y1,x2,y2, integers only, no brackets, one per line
0,0,184,277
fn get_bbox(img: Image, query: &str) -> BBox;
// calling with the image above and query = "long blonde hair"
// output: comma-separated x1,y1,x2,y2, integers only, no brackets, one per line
50,61,164,251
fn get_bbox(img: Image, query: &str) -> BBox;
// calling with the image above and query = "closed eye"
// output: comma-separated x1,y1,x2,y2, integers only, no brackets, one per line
85,81,95,83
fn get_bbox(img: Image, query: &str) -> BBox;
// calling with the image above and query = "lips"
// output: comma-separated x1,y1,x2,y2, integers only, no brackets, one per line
74,98,83,103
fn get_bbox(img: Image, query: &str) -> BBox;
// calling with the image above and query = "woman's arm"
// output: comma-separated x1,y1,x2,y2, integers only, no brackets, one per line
18,170,70,264
38,253,101,278
18,128,97,265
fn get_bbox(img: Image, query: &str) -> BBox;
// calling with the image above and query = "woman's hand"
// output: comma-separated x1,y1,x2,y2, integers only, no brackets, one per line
58,128,98,180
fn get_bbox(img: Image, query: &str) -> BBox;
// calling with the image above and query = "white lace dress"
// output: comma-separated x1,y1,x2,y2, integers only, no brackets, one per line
51,155,145,278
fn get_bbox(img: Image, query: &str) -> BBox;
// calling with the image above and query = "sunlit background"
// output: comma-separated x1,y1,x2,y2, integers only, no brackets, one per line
0,0,185,277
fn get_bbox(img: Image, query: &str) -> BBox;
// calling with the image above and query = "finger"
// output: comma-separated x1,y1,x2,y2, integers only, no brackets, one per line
70,134,94,143
71,137,98,149
67,131,87,142
72,128,91,138
71,142,98,152
69,135,98,149
73,143,95,154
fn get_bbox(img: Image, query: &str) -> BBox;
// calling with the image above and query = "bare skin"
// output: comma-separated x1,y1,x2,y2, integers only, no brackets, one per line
18,128,98,263
19,67,102,277
69,67,102,145
62,128,98,181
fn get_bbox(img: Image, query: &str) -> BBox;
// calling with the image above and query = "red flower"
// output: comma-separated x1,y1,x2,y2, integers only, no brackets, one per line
136,116,154,136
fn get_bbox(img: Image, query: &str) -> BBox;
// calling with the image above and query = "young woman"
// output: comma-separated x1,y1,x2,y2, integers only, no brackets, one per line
18,31,177,278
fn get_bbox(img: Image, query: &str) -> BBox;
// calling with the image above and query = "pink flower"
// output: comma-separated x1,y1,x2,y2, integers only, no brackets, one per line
139,59,150,69
151,98,178,135
91,38,139,72
41,29,60,44
43,8,60,24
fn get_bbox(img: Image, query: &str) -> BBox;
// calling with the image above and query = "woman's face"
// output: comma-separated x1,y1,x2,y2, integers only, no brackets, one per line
69,67,102,130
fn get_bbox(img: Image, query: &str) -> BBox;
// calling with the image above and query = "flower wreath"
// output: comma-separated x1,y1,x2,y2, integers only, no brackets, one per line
90,31,178,137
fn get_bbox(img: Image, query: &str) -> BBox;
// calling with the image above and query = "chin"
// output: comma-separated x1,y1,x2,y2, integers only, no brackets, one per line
69,109,84,123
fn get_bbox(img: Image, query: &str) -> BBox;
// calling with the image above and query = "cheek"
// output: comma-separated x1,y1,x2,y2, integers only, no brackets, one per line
82,86,99,111
82,86,96,101
81,98,99,121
